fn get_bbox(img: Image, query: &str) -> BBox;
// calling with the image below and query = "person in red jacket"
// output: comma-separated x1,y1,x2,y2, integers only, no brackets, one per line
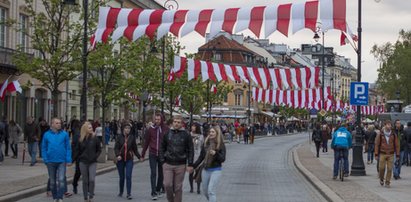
142,114,170,200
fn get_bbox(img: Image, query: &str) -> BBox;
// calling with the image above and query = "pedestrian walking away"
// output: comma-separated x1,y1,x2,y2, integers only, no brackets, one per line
188,122,204,195
321,124,331,153
73,121,102,202
25,116,41,166
331,123,352,180
193,126,226,202
141,113,170,200
375,120,400,188
0,118,5,164
312,123,322,158
70,120,82,195
114,121,142,200
365,125,377,164
160,115,194,202
41,117,72,201
393,120,405,180
8,120,22,159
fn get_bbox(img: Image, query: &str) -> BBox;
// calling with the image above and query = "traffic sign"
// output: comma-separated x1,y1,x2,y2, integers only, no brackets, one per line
350,82,369,106
319,109,327,117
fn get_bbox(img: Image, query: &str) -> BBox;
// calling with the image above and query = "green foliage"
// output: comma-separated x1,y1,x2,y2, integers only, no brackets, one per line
371,29,411,104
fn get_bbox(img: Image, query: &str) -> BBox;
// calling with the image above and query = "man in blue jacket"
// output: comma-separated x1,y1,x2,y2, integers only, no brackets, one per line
41,118,72,202
331,123,352,179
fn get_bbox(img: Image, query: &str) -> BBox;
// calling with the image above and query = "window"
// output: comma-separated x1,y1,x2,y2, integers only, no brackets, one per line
19,14,28,52
235,94,242,106
0,7,6,47
214,53,222,61
71,90,76,100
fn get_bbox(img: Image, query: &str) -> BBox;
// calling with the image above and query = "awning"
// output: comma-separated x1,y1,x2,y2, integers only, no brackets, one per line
260,111,281,118
201,114,247,119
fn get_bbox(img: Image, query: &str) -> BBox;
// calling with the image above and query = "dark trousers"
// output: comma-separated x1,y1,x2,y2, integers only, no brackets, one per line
38,140,42,158
244,135,249,144
116,160,134,196
10,143,18,157
4,137,8,156
189,172,200,192
322,140,328,152
314,141,321,157
149,154,164,195
72,161,81,188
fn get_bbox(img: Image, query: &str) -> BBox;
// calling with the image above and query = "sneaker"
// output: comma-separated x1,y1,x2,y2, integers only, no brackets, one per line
344,173,349,177
58,199,63,202
367,161,370,165
333,176,337,180
126,195,133,200
118,193,123,197
64,192,73,198
385,184,390,188
197,189,201,195
380,180,384,186
151,193,158,200
156,191,163,198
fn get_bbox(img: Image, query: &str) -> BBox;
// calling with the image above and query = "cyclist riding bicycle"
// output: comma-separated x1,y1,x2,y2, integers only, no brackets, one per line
331,123,352,180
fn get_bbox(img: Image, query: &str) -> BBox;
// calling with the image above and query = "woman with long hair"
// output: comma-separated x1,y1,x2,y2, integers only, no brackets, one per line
114,122,141,200
189,123,204,194
73,122,102,202
193,126,226,202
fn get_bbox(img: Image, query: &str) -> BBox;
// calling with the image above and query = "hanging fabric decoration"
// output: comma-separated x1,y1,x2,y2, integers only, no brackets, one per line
91,0,348,46
172,56,320,90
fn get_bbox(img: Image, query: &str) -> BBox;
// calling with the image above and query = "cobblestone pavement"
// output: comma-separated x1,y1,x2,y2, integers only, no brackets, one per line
19,133,326,202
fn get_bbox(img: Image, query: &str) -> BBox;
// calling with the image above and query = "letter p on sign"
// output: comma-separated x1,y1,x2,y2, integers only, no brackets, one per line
354,84,365,98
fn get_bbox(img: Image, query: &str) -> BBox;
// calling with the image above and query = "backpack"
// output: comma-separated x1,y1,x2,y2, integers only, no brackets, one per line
313,130,322,142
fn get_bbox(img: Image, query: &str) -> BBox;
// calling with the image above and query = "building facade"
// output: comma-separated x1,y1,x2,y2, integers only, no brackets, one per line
0,0,163,126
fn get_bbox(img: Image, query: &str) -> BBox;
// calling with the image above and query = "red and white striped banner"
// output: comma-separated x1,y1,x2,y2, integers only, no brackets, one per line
251,87,384,115
173,56,320,90
91,0,347,46
252,86,331,109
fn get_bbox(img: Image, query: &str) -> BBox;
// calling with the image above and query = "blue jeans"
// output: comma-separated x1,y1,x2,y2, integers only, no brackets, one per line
367,144,375,162
322,140,328,152
202,169,222,202
116,160,134,195
333,148,349,177
393,151,405,177
46,162,66,200
28,142,38,165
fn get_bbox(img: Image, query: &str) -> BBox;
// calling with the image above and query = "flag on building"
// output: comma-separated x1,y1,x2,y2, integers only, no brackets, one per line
175,95,181,107
6,80,22,94
211,84,217,94
0,79,9,101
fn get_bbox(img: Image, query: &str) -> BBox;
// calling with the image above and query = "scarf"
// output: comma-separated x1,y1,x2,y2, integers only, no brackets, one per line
383,129,391,144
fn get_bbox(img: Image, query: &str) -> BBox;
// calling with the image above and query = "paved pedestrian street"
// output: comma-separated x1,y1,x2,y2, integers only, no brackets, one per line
19,133,326,202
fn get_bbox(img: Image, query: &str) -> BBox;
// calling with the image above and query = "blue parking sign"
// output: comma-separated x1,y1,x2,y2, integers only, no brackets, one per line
350,82,369,106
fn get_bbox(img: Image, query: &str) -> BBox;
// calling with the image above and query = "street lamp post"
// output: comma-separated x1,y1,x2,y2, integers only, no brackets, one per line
81,0,88,121
351,0,366,176
313,27,325,120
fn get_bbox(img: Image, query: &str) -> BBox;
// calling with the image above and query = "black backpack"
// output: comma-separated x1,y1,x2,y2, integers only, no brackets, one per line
313,130,322,142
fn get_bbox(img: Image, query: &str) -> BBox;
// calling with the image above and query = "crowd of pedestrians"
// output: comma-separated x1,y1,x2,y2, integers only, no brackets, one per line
312,119,411,189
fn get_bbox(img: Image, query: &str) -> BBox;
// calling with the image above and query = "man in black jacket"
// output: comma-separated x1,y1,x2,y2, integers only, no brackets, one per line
160,115,194,202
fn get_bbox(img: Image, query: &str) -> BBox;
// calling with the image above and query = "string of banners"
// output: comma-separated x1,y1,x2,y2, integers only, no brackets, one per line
91,0,348,46
171,56,320,90
252,87,384,115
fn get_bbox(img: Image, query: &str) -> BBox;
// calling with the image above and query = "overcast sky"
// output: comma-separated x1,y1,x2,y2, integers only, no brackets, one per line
158,0,411,83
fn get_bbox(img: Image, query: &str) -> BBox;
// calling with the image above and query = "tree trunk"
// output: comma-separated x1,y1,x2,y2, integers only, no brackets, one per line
52,89,59,118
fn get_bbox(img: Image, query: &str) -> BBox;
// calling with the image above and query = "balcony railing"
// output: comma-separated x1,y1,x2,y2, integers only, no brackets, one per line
0,46,34,75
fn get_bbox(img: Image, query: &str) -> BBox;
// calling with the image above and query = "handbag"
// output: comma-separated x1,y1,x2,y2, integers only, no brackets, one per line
194,161,204,183
113,144,125,164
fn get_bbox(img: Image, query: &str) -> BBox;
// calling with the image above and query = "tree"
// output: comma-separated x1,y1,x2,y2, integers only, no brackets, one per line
87,41,130,144
371,29,411,104
12,0,91,117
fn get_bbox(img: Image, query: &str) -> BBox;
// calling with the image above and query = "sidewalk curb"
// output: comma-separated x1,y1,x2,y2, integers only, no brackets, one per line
292,144,344,202
0,160,139,202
